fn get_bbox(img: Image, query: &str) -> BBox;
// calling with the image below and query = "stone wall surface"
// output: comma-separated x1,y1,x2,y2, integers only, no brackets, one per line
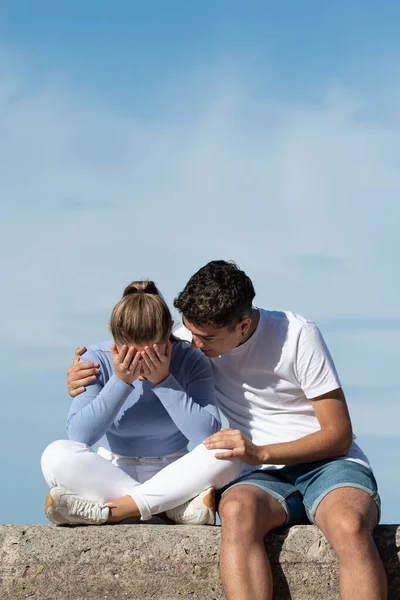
0,524,399,600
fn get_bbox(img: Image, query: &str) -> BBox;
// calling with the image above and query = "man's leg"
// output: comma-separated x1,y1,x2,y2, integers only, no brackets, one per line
219,485,287,600
314,487,387,600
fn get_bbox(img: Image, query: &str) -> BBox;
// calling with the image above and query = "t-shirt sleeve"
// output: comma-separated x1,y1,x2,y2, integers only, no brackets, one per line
295,322,342,399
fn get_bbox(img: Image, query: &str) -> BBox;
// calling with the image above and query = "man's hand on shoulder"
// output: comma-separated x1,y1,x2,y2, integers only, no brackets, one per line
67,346,100,398
203,428,263,465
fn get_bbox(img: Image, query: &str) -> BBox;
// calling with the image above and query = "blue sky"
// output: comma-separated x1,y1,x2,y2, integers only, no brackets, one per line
1,1,399,524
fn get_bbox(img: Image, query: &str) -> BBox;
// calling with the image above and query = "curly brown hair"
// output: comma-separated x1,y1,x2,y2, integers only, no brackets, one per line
174,260,255,329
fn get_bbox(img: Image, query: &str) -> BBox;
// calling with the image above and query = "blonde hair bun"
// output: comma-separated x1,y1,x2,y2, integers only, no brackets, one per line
123,280,159,297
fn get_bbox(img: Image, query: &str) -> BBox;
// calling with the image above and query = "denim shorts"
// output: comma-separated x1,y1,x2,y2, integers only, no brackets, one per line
220,458,381,526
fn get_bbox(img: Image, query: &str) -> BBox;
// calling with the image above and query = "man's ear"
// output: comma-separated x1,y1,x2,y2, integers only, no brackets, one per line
238,316,251,336
107,323,111,331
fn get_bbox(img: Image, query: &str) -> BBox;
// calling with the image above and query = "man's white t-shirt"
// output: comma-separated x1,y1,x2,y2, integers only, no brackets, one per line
175,308,369,470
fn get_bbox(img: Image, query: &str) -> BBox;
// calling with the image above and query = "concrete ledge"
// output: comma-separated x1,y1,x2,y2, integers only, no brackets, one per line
1,524,399,599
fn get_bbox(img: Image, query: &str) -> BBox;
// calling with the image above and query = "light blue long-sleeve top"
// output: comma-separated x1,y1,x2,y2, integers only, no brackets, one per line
67,340,221,456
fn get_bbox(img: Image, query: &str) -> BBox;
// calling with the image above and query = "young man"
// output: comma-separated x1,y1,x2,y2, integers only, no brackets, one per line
66,261,386,600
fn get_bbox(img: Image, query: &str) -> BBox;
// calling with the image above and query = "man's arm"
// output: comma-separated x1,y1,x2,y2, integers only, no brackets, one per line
256,387,353,465
203,387,353,465
66,347,136,446
67,346,100,397
261,322,352,464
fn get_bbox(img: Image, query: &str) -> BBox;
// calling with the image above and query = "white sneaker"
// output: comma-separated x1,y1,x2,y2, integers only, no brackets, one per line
166,488,216,525
45,487,110,525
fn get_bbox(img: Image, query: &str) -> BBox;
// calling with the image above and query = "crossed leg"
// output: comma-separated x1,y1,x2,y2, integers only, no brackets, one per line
41,440,242,522
218,485,286,600
314,487,387,600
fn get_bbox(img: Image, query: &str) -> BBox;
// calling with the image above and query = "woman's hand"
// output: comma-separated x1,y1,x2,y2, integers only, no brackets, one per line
203,428,264,465
141,342,172,386
111,343,142,385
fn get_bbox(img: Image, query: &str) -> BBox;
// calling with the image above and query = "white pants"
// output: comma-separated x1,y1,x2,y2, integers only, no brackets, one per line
41,440,243,520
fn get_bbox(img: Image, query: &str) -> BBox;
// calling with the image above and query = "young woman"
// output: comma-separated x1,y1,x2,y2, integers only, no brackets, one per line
41,280,242,526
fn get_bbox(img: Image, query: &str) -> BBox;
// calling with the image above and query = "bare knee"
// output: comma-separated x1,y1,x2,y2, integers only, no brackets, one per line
219,488,283,542
325,511,374,555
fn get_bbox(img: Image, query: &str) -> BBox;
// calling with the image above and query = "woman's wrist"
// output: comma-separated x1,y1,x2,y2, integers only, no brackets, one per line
115,372,135,386
151,372,171,387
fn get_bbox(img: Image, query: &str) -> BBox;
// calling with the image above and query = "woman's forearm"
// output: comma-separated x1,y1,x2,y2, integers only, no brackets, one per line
67,375,133,446
153,374,221,444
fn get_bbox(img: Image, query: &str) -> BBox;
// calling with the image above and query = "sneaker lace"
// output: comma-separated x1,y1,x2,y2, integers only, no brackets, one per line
69,498,107,522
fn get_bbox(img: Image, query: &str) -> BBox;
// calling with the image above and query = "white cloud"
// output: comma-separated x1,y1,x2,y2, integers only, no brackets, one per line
1,53,399,526
1,56,399,372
